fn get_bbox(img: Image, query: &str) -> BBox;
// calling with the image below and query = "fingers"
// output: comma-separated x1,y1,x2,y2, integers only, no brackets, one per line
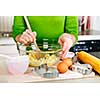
19,38,27,44
61,38,73,58
24,32,33,42
58,38,63,47
26,29,36,40
62,40,67,51
62,42,69,58
19,29,36,44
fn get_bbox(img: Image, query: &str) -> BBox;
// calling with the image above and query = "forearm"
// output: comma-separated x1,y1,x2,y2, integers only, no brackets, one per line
65,16,78,42
58,32,76,58
12,16,26,41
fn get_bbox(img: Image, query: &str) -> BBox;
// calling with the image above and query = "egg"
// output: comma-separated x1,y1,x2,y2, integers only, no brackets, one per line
62,58,73,67
57,61,68,74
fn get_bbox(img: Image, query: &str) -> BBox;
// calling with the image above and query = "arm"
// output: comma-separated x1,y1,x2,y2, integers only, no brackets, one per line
58,16,78,58
64,16,78,43
12,16,26,41
12,16,35,44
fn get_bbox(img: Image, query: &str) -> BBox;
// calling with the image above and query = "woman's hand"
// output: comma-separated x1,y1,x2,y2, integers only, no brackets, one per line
58,33,75,58
16,29,36,45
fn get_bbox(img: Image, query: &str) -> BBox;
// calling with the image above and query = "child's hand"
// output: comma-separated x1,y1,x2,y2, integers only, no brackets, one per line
19,29,36,45
58,33,75,58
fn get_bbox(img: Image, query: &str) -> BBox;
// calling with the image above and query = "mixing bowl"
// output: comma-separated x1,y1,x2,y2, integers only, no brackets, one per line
28,50,61,67
7,55,29,75
18,44,61,67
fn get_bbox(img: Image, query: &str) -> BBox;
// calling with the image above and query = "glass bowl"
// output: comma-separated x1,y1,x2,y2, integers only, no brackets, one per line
18,43,61,67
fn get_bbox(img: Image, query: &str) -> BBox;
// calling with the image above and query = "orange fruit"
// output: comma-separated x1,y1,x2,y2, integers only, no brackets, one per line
63,58,73,67
57,61,68,74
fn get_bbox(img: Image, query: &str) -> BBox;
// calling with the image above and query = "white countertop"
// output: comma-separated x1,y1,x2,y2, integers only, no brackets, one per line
0,37,19,56
78,35,100,41
0,37,16,45
0,36,100,83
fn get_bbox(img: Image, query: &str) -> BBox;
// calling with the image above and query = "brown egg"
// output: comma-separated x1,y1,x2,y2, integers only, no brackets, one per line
63,58,73,67
57,61,68,74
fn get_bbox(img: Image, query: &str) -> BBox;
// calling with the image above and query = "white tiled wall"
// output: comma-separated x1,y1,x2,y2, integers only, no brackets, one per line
90,16,100,31
0,16,14,32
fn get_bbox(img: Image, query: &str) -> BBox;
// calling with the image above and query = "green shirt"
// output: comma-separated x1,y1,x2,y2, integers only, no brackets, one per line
12,16,78,46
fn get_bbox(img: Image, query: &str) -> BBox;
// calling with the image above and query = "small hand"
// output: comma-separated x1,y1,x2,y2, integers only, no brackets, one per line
58,33,75,58
19,29,36,45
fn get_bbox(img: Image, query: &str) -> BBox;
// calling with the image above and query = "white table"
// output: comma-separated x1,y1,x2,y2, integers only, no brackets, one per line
0,37,19,56
0,36,100,83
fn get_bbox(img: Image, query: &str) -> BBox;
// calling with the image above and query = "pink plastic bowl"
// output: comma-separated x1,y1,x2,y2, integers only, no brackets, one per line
7,55,29,75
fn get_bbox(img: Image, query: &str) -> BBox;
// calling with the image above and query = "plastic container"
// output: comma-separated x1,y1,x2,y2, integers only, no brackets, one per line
7,55,29,75
0,54,29,75
0,54,9,75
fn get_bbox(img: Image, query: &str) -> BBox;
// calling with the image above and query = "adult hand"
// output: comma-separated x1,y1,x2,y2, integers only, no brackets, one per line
58,33,75,58
17,29,36,45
